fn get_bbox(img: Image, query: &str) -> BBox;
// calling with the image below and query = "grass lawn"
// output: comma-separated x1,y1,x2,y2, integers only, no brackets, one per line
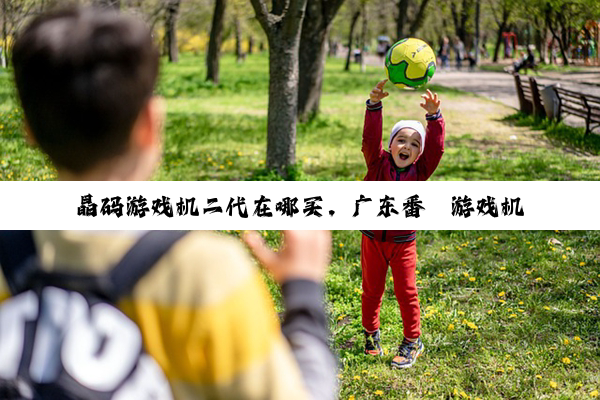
242,229,600,399
1,53,600,181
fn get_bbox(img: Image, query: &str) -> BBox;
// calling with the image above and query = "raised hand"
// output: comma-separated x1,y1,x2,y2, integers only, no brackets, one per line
420,89,441,114
243,230,331,284
369,79,389,104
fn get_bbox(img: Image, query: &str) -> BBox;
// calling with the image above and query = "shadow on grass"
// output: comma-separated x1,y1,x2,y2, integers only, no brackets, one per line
499,112,600,156
433,139,586,181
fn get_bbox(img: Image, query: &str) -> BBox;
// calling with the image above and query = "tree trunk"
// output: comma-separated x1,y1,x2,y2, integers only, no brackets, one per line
297,0,345,121
493,21,505,63
546,7,569,66
250,0,308,177
248,35,254,54
408,0,431,36
297,30,329,119
265,37,300,173
396,0,409,40
206,0,226,83
234,15,243,62
165,0,180,63
2,0,7,68
474,0,480,65
344,10,360,71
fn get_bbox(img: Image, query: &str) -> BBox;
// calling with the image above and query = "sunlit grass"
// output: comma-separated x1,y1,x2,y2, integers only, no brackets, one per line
225,229,600,399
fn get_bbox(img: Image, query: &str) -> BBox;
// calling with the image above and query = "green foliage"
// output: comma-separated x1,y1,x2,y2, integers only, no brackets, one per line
2,53,600,181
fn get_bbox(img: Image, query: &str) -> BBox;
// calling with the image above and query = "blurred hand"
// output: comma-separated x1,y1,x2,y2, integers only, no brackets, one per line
369,79,389,104
420,89,441,114
243,230,331,284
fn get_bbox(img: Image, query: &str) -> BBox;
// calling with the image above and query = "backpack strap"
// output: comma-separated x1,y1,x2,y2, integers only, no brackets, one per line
103,231,189,301
0,231,189,301
0,230,38,294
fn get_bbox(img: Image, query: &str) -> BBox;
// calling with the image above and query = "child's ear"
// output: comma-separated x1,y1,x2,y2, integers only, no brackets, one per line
132,96,166,149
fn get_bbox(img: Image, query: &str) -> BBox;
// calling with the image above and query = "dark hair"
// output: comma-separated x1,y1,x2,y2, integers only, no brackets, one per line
12,7,159,173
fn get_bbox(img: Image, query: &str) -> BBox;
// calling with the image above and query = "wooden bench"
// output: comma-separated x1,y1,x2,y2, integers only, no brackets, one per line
552,87,600,135
513,73,545,118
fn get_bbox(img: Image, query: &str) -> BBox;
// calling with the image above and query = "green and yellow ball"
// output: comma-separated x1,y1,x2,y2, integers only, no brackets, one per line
385,38,436,89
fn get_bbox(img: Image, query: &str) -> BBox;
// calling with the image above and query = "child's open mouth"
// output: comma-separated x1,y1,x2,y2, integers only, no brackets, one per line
399,153,409,160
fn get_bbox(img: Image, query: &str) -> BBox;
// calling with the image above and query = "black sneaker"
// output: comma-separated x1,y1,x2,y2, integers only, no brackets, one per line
364,329,383,356
391,337,424,369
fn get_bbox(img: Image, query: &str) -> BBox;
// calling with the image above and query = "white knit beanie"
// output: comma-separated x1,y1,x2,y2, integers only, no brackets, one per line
388,120,426,156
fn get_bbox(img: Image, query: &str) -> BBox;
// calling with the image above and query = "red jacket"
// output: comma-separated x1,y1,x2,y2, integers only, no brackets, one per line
361,100,445,242
360,229,417,243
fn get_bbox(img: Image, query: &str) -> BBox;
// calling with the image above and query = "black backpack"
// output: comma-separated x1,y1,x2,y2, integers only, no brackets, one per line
0,231,188,400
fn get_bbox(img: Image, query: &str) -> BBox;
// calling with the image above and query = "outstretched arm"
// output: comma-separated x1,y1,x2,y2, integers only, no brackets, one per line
244,231,337,400
416,90,445,180
363,79,389,168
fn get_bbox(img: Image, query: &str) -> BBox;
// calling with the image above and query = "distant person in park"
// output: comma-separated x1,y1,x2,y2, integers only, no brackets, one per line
1,230,336,400
505,46,535,74
438,36,450,70
359,79,445,369
362,80,445,181
13,7,163,180
454,37,465,70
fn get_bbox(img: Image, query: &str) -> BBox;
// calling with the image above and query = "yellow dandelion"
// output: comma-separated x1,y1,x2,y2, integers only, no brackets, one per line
499,299,506,304
389,277,394,282
448,323,455,331
509,314,517,318
339,243,344,248
518,309,525,313
580,262,586,267
574,336,582,342
469,277,476,282
566,247,571,251
498,291,506,297
526,270,532,275
219,165,224,169
458,311,465,315
529,245,534,249
500,266,506,271
477,237,483,241
362,370,368,374
463,272,469,277
348,396,355,400
336,374,343,379
591,296,598,301
375,390,384,396
518,301,524,305
536,375,542,379
487,310,493,315
424,372,431,376
549,381,558,389
543,306,551,310
590,390,598,398
561,357,571,364
562,255,567,260
535,277,543,282
496,368,505,373
438,273,445,278
459,391,469,399
564,338,570,345
353,375,360,381
237,151,242,156
467,322,478,330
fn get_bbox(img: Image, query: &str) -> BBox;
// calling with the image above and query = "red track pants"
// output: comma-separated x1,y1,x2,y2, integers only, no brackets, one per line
361,235,421,339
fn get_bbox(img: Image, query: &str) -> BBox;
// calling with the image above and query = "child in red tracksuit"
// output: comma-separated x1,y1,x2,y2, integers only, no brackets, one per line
362,79,445,181
360,79,445,369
